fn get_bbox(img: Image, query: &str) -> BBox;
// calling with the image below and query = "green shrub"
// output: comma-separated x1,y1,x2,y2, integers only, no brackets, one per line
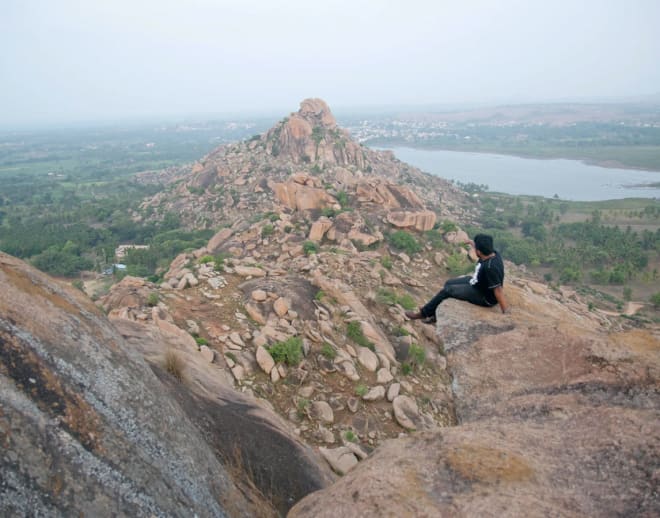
336,191,349,208
199,255,214,264
381,255,393,269
297,397,310,418
344,430,357,442
267,336,303,366
424,228,446,249
401,362,413,375
147,292,159,307
388,230,422,254
650,292,660,308
355,384,368,397
440,220,458,233
376,288,397,306
346,321,374,350
376,288,417,310
392,326,410,337
397,293,417,311
409,343,426,367
195,337,208,346
321,342,337,359
214,253,229,272
315,290,326,301
303,241,319,255
261,224,274,238
446,252,472,276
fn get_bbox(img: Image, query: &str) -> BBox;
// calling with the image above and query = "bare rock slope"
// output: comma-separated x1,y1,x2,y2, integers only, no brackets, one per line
289,285,660,517
0,252,332,517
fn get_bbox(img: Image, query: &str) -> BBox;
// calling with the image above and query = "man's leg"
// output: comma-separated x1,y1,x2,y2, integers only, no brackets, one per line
419,276,472,318
408,277,491,320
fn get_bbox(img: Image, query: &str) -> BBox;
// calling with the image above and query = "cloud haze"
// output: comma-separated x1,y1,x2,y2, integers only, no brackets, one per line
2,0,660,125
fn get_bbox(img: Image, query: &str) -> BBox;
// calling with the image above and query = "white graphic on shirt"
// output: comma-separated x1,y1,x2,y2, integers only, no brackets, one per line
469,262,481,286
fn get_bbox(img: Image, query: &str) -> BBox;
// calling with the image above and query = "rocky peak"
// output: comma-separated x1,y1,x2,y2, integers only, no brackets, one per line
298,98,337,128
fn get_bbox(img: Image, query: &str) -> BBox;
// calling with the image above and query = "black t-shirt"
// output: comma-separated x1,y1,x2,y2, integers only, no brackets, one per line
472,252,505,305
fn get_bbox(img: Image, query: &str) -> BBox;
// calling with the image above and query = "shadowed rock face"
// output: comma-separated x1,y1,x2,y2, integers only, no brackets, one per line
0,252,332,516
289,286,660,517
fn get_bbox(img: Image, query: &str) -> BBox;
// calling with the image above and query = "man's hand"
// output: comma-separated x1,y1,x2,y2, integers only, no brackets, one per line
493,286,508,314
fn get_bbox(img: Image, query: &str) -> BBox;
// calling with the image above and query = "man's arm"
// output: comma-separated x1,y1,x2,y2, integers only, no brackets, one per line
493,286,509,313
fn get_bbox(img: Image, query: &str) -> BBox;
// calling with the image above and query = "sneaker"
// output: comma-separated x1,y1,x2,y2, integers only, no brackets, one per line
404,310,424,320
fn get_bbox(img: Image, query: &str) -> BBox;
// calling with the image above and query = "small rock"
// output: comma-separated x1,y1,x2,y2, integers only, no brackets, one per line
392,395,420,430
256,346,275,374
318,425,335,444
274,297,290,317
253,334,268,347
199,345,215,363
387,382,401,402
337,360,360,381
270,366,280,383
231,365,245,381
363,386,386,401
312,401,334,424
319,447,359,476
357,346,379,372
347,397,360,413
235,265,266,277
251,289,268,302
344,441,368,460
376,352,391,371
376,368,393,384
299,385,315,398
245,303,266,325
186,320,200,335
229,332,245,347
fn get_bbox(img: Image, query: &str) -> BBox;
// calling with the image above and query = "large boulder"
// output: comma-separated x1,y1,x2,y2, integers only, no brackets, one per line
271,180,338,212
386,210,436,231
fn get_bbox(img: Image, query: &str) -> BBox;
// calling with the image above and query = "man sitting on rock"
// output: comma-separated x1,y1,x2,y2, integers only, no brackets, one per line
405,234,508,323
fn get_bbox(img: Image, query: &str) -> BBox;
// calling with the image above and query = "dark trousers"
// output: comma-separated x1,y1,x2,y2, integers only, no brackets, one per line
420,276,494,318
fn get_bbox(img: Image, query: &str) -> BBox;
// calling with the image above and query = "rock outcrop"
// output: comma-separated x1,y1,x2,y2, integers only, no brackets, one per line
289,285,660,517
0,252,333,516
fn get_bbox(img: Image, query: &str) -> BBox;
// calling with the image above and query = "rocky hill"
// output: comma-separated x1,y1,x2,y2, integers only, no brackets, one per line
137,98,473,230
2,99,659,516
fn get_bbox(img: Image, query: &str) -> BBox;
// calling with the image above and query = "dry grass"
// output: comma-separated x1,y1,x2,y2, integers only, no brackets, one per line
221,443,278,518
163,349,185,382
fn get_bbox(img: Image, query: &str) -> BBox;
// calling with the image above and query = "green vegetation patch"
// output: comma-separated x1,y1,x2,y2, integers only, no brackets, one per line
388,230,422,254
346,321,375,350
376,288,417,310
267,336,303,366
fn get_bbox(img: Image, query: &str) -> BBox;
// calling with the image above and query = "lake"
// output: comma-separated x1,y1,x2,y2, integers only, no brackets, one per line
382,147,660,201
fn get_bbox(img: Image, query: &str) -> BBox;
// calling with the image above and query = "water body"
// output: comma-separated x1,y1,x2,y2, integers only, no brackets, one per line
382,147,660,201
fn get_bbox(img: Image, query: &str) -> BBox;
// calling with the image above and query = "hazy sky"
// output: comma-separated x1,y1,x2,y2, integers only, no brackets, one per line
2,0,660,126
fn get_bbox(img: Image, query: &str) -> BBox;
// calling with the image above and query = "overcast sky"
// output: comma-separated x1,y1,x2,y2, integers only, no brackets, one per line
2,0,660,126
